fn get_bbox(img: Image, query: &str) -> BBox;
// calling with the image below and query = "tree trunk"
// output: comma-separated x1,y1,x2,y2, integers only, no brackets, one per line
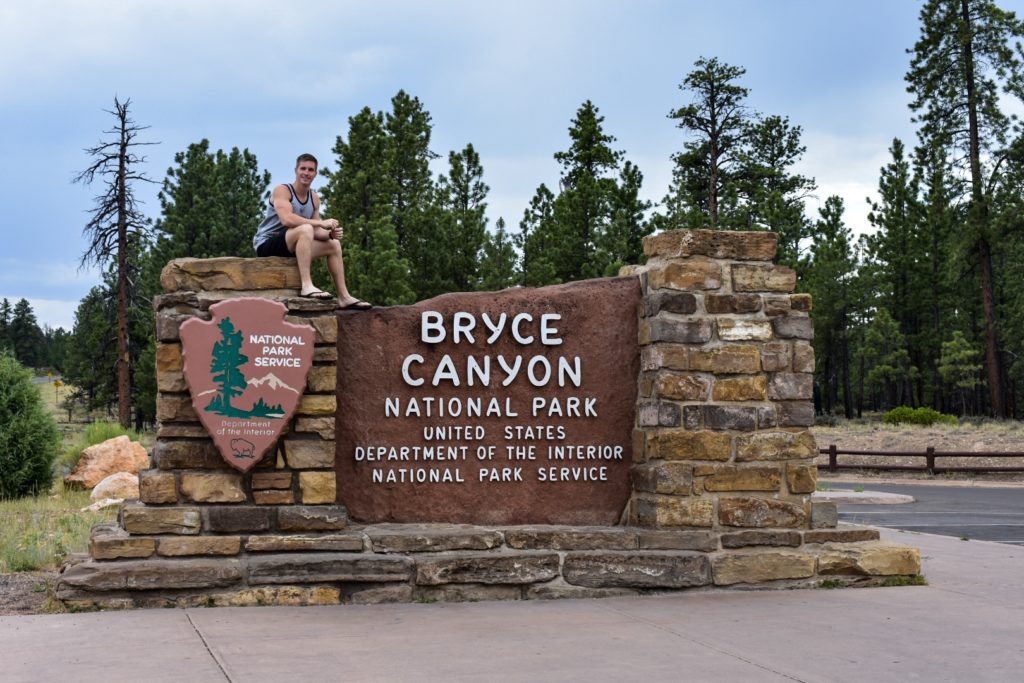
116,118,131,429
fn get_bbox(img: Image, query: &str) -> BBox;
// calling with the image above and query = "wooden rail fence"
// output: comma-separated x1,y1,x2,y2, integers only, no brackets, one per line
819,445,1024,474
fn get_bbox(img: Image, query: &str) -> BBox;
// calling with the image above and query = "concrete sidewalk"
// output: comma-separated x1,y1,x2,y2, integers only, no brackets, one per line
2,529,1021,682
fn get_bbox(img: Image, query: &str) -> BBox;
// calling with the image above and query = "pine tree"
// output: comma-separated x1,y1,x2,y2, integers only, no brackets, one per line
479,217,517,291
939,331,983,414
664,57,752,229
8,299,45,369
518,184,560,286
435,144,489,294
74,97,156,428
906,0,1024,416
600,161,653,274
0,299,11,353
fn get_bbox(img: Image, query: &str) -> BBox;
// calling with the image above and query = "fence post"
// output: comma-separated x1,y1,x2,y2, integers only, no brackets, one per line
828,444,837,472
926,446,935,475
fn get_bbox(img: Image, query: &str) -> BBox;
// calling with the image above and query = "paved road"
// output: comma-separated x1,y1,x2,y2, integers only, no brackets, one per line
832,482,1024,545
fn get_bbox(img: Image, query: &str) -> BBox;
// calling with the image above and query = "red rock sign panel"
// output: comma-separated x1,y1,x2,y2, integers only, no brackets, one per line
180,298,316,472
336,278,641,525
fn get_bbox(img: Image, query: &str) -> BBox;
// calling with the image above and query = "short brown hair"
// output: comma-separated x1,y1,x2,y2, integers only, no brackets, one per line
295,153,318,168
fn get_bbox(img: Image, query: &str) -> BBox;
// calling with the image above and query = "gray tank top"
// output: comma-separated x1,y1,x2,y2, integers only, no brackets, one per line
252,184,316,249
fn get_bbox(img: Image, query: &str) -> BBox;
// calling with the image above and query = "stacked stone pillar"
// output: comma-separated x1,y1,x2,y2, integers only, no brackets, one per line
630,230,826,541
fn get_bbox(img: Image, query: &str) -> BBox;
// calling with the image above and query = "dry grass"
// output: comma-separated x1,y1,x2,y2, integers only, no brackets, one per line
0,482,118,573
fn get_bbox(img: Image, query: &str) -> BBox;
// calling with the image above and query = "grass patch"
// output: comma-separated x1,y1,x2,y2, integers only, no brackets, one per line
0,481,117,572
880,574,928,587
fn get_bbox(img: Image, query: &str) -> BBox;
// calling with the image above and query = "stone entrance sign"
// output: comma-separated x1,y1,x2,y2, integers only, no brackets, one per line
336,279,641,524
181,298,315,472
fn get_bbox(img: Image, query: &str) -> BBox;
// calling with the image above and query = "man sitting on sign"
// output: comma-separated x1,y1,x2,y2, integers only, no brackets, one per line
253,153,372,310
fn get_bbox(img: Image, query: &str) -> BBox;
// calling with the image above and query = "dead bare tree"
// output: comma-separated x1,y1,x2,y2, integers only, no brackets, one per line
74,97,157,428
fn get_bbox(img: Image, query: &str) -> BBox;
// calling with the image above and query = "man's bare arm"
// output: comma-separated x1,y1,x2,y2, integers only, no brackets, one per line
272,185,337,238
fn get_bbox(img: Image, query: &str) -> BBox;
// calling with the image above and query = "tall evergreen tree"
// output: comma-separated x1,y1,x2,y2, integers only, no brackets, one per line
8,299,44,369
479,217,517,291
906,0,1024,416
0,298,11,353
435,143,489,294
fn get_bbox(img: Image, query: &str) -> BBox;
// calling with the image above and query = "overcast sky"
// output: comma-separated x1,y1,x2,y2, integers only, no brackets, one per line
4,0,1017,330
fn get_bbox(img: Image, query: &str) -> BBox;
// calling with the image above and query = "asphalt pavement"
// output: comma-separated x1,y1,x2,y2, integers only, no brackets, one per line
1,528,1023,682
830,481,1024,545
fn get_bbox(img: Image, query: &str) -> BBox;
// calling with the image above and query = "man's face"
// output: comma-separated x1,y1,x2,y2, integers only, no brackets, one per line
295,161,317,186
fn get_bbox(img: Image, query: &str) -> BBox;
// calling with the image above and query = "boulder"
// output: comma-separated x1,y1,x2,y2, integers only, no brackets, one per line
65,436,150,490
90,472,140,501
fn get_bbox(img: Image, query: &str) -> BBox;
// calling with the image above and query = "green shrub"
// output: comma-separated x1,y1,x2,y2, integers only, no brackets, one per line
883,406,958,427
59,420,141,472
0,353,62,499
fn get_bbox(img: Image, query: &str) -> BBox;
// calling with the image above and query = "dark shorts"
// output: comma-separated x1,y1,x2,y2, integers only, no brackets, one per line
255,230,292,257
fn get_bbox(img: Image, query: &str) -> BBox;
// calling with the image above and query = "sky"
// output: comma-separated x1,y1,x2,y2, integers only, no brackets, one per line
4,0,1019,331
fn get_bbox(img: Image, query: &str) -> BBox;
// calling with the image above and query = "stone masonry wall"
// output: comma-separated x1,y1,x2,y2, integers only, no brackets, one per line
628,229,827,534
57,238,922,610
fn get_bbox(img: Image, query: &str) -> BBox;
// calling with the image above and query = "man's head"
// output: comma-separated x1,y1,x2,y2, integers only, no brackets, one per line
294,153,318,188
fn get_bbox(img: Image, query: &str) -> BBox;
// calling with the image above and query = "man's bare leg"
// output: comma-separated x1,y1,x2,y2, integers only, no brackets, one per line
285,224,321,296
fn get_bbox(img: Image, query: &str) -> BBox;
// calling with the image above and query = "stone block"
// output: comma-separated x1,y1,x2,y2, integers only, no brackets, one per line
306,365,337,393
154,292,201,311
760,342,792,372
702,405,757,431
156,343,183,378
157,536,242,557
636,530,718,552
299,471,336,504
253,490,295,505
205,506,271,533
248,553,414,585
416,585,522,603
655,372,711,401
791,293,812,311
298,394,336,416
757,405,778,429
736,431,817,462
631,463,693,495
768,373,814,400
712,550,816,585
683,405,702,430
817,541,921,576
181,586,341,608
641,317,714,344
526,584,638,600
704,294,762,314
245,533,364,552
155,394,197,423
139,471,178,504
180,473,245,503
294,417,336,440
718,497,806,528
348,584,415,604
650,430,732,461
278,505,348,531
803,527,880,544
90,525,156,560
415,552,560,585
634,495,714,527
787,465,818,494
778,402,815,427
646,260,723,291
698,465,781,492
658,402,681,427
645,290,697,316
284,439,335,469
60,558,243,591
643,229,778,261
252,472,292,489
151,440,223,470
563,551,712,588
717,319,773,341
157,423,209,439
286,314,338,344
712,375,768,402
160,256,301,293
641,344,689,371
632,429,646,463
689,345,760,374
157,371,187,394
772,316,814,340
367,525,503,553
731,263,797,293
156,312,199,343
721,530,802,548
812,501,838,529
763,296,791,316
314,345,338,363
122,504,202,535
792,341,815,372
503,526,638,551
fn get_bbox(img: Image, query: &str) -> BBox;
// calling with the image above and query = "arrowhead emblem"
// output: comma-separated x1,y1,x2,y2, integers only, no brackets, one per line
179,298,317,472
